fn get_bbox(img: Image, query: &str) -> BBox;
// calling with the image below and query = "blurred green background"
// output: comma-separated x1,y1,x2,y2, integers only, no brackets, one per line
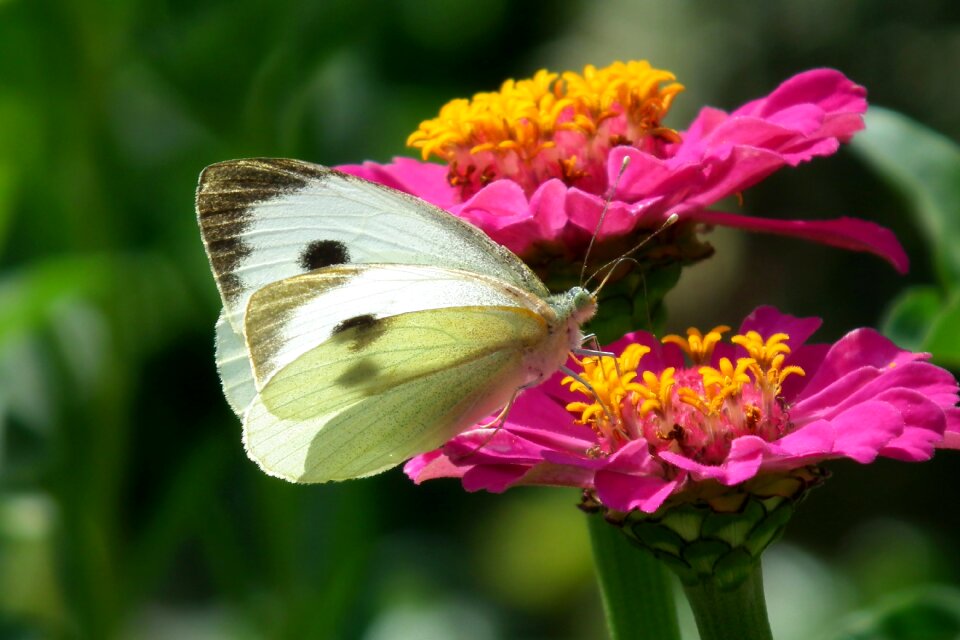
1,1,958,638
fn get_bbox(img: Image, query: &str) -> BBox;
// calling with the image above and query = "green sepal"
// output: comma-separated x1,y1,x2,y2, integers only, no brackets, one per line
595,467,825,588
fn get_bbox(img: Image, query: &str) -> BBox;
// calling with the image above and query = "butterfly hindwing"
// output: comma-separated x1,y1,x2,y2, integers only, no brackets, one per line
214,311,256,417
243,304,548,482
242,263,551,389
196,158,549,331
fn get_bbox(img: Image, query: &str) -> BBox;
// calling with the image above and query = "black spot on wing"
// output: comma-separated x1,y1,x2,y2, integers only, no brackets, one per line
300,240,350,271
196,158,331,303
332,314,386,352
333,314,378,335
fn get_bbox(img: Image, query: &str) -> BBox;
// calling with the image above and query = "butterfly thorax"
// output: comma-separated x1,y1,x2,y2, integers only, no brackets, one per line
520,287,597,387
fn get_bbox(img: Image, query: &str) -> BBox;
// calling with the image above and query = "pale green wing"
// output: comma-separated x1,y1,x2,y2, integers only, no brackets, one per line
214,311,256,417
195,158,549,331
242,305,548,482
241,263,553,389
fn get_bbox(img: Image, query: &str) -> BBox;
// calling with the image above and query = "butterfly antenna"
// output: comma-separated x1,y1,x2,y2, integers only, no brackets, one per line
584,212,679,295
641,270,653,330
580,155,632,287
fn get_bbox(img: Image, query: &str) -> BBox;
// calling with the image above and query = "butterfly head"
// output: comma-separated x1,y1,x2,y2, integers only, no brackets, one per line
548,286,598,328
570,286,598,324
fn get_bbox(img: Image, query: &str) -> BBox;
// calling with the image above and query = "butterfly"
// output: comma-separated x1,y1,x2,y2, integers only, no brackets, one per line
196,158,598,483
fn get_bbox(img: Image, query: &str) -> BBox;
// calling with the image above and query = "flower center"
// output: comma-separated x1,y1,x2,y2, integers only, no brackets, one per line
407,61,684,199
563,327,805,465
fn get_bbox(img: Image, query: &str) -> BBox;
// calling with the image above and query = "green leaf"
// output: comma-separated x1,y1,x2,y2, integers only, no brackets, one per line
923,292,960,368
0,92,42,257
0,258,112,346
827,586,960,640
880,286,943,352
851,107,960,288
880,286,960,366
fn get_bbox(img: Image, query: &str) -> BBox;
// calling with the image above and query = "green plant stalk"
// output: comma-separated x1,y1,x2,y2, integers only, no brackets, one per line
587,514,680,640
682,562,774,640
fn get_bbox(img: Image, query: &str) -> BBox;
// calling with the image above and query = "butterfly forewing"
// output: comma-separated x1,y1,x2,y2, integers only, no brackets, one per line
196,158,549,331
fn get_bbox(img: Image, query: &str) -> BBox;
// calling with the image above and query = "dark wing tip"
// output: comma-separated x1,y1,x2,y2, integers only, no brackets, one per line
197,158,332,201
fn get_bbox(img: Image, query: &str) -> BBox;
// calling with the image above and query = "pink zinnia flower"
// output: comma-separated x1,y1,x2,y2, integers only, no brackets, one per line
405,306,959,513
340,62,906,272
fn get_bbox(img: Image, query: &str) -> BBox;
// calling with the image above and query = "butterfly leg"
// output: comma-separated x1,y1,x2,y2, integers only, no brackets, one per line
572,334,623,379
474,392,519,430
459,381,535,459
559,364,615,424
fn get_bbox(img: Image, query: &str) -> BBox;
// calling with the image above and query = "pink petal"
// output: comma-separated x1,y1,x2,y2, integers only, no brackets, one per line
738,306,823,348
605,439,663,472
686,211,908,273
941,407,960,449
797,329,923,400
658,436,766,484
766,401,903,466
519,462,596,488
828,400,904,463
453,180,542,255
502,389,596,445
338,158,457,210
594,471,681,513
767,420,836,466
564,188,660,239
732,69,867,136
609,146,705,204
527,180,577,241
794,361,953,424
593,442,684,512
405,451,467,483
462,464,530,492
443,429,549,466
669,145,791,208
435,390,598,467
664,70,867,206
875,389,947,461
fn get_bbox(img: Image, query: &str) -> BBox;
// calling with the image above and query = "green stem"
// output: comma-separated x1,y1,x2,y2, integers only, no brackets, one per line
587,514,680,640
682,562,773,640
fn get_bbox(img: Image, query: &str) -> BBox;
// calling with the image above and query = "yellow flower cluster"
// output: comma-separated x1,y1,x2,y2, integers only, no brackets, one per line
407,61,684,166
564,327,805,434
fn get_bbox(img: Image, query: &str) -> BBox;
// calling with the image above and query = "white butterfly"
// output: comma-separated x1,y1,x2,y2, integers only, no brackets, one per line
197,158,597,483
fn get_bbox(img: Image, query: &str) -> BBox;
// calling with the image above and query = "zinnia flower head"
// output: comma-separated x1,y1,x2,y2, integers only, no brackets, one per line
341,62,907,274
405,306,959,515
406,61,684,199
